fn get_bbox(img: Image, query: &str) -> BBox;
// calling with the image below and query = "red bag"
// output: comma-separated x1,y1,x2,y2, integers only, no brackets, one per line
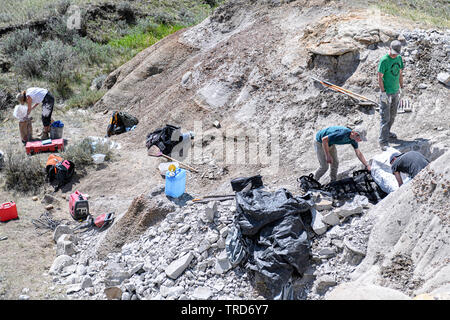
0,202,18,222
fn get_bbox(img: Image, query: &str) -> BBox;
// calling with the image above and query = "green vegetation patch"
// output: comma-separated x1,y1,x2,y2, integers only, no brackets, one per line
108,22,185,50
376,0,450,29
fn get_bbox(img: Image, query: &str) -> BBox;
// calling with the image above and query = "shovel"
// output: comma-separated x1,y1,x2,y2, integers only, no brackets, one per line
147,145,199,173
311,76,413,113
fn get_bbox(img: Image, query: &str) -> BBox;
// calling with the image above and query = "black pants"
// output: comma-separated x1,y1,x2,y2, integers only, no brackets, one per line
41,92,54,127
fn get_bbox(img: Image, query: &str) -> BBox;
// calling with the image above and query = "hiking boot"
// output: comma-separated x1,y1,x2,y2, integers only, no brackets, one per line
389,132,397,140
39,131,49,140
379,142,389,151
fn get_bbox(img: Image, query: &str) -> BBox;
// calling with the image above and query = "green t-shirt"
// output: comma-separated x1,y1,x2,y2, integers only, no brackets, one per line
378,54,404,94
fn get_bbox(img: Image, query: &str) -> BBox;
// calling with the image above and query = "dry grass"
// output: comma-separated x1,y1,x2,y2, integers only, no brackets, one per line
376,0,450,29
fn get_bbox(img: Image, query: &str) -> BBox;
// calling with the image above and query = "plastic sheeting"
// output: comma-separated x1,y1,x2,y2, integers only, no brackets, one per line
370,147,410,193
13,105,28,121
226,186,314,299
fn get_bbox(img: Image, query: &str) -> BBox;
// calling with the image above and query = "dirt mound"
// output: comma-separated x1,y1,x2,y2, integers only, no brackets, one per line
333,150,450,298
95,189,176,260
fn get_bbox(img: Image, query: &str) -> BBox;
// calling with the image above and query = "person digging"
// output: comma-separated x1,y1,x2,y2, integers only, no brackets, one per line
16,87,55,140
377,40,405,151
313,125,371,183
389,151,429,187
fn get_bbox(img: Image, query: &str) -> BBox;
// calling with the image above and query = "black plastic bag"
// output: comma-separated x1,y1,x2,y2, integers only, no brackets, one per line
230,187,313,299
230,175,263,192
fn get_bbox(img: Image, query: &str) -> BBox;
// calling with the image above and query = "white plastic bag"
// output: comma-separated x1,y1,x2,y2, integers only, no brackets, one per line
371,147,410,193
92,154,106,164
13,105,28,121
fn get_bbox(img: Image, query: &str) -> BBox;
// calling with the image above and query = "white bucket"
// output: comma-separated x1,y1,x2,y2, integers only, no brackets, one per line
158,162,179,175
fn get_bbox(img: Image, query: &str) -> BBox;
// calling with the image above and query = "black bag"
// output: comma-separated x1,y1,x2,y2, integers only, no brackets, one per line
297,173,322,192
351,169,387,203
107,111,139,137
145,124,182,155
47,160,75,192
230,175,263,192
298,170,387,204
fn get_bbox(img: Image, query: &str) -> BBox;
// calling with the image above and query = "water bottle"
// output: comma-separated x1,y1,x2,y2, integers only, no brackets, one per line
165,167,186,198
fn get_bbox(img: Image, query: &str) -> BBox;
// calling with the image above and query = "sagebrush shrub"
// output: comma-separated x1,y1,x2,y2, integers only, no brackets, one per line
3,147,45,193
1,28,41,57
62,137,112,170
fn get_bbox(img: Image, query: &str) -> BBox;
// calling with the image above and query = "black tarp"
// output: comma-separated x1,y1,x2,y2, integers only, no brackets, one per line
226,178,314,299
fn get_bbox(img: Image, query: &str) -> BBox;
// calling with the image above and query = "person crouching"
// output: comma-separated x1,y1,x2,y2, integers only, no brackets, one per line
16,87,55,140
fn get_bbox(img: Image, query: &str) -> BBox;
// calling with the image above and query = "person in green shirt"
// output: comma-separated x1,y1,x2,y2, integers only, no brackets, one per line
377,40,404,150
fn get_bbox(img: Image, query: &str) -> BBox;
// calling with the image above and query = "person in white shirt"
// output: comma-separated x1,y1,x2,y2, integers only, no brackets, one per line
17,87,55,140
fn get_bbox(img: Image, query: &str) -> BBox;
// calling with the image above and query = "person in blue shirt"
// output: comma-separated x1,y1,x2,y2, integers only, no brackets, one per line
314,126,371,182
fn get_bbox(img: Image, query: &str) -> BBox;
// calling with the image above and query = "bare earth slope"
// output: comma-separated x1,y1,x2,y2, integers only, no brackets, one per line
1,0,448,300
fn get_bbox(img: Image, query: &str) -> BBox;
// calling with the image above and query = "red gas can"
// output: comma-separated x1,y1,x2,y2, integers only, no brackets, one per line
0,202,18,222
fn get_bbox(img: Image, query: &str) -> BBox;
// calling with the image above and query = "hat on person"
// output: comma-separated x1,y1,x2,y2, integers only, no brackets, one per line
389,152,402,164
390,40,402,55
354,126,367,141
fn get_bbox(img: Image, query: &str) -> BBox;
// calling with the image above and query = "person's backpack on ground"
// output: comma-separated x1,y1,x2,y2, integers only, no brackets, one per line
45,154,75,191
106,111,139,137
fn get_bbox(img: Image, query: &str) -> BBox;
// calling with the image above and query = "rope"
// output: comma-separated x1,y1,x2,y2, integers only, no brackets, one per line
31,211,69,235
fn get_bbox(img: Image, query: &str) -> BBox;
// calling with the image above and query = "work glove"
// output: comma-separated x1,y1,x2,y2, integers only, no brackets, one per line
380,91,389,104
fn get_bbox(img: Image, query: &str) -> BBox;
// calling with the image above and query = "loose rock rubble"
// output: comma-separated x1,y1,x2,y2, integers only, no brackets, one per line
47,183,380,300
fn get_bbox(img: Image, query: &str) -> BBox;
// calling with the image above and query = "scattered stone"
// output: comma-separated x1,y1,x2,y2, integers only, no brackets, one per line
32,196,38,201
417,83,427,89
315,275,337,295
53,225,73,243
49,255,74,275
215,250,232,274
56,235,77,256
311,208,327,235
343,239,366,266
165,252,194,279
315,199,333,211
104,287,122,300
318,247,336,258
66,284,83,294
333,201,363,218
45,205,54,211
321,211,340,226
192,286,212,300
202,201,217,223
437,72,450,86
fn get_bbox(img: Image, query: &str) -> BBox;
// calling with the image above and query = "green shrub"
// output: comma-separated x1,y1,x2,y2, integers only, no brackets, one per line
40,40,77,95
3,147,45,193
45,15,79,44
62,137,113,171
12,39,77,97
65,88,106,109
73,36,115,66
1,28,41,57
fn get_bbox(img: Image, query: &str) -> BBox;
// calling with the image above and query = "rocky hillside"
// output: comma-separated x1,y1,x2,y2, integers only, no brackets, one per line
2,0,449,300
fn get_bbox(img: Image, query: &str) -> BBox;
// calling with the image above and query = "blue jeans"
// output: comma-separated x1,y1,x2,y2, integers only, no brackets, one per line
379,92,399,144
